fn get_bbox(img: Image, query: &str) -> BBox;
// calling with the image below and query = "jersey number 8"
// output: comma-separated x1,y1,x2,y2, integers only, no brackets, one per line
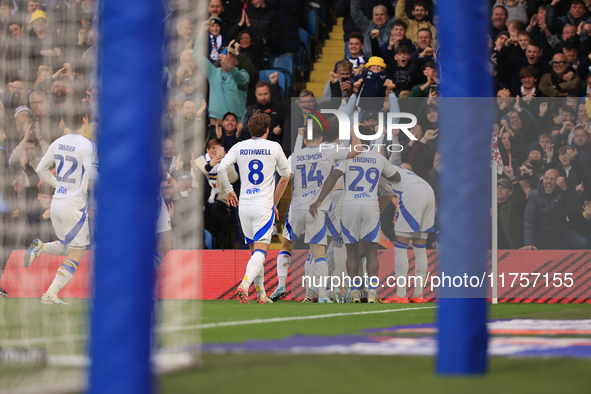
248,159,264,185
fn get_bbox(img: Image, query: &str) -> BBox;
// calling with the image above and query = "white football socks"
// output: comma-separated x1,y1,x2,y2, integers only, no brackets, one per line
394,240,409,298
47,258,79,296
277,250,291,288
241,249,266,290
42,241,65,256
314,256,328,298
254,268,266,298
413,245,428,297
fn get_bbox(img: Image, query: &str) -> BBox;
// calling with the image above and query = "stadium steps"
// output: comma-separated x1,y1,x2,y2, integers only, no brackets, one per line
306,18,345,98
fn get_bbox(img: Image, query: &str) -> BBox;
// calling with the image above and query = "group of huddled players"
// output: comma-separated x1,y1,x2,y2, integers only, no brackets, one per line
219,109,436,304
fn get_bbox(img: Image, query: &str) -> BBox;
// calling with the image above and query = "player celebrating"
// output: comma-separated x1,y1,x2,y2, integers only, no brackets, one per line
24,108,98,305
310,125,400,303
379,164,436,303
218,110,290,304
270,121,360,303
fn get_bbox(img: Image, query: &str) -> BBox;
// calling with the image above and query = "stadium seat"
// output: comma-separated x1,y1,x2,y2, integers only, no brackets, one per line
259,70,288,98
305,7,317,38
299,28,309,53
272,55,294,88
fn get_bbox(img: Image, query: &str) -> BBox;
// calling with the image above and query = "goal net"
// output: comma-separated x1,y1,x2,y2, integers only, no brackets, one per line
0,1,203,392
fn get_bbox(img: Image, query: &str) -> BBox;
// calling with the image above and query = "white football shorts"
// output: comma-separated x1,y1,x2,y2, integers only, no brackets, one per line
50,198,90,249
283,208,327,245
394,183,436,237
340,203,381,244
240,204,275,245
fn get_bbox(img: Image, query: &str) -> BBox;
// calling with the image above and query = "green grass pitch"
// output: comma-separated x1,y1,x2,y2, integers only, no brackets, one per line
159,301,591,394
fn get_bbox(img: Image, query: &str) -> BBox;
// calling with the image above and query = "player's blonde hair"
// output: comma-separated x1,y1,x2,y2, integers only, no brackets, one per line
248,110,270,137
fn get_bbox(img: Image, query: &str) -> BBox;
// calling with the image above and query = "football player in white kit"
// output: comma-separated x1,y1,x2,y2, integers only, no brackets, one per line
379,165,435,302
310,125,400,303
24,109,98,305
270,120,360,303
218,111,290,304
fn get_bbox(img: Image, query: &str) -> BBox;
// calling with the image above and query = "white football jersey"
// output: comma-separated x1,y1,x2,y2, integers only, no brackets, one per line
218,137,289,208
290,143,347,210
379,165,427,199
336,150,397,210
37,133,98,210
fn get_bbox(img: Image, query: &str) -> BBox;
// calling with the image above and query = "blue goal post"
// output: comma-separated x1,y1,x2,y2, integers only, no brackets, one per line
437,0,493,374
90,0,165,393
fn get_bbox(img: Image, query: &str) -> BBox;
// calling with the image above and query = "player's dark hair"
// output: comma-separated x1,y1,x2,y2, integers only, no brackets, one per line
64,103,88,132
248,110,270,137
305,120,322,142
323,115,339,142
38,182,55,196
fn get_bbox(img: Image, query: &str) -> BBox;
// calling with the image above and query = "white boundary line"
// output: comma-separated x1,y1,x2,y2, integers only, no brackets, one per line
160,306,438,332
1,306,437,345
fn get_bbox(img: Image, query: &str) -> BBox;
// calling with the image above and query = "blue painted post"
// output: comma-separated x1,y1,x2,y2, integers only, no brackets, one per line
437,0,493,374
91,1,164,392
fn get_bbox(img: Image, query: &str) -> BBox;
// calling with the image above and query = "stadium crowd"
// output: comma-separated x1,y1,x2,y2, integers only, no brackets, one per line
0,0,591,292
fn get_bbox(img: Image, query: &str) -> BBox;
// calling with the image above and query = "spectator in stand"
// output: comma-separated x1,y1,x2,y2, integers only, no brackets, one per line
409,61,439,97
553,145,590,198
241,73,289,152
195,22,250,122
539,19,578,54
24,1,42,30
334,31,367,72
498,40,551,92
336,0,394,57
523,168,589,249
351,0,397,57
492,5,509,38
395,0,436,45
209,112,246,152
208,0,231,37
494,1,528,24
323,61,353,106
5,21,27,80
546,0,591,35
161,138,178,180
540,52,582,96
350,56,391,109
411,28,435,63
170,171,200,250
207,16,224,63
497,166,526,249
244,0,280,58
28,10,61,83
193,138,238,248
269,0,301,56
376,20,417,60
227,9,265,71
25,182,56,245
514,65,544,97
5,105,32,152
176,49,203,103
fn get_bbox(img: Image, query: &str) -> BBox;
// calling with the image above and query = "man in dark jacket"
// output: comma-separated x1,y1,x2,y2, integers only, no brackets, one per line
522,168,588,250
546,0,591,35
497,168,526,249
241,73,289,154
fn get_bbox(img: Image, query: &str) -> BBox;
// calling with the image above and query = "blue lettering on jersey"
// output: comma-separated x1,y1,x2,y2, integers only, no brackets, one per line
296,153,323,161
246,188,261,194
302,190,317,198
57,186,67,194
240,149,271,155
352,157,377,164
58,144,76,152
354,193,371,199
